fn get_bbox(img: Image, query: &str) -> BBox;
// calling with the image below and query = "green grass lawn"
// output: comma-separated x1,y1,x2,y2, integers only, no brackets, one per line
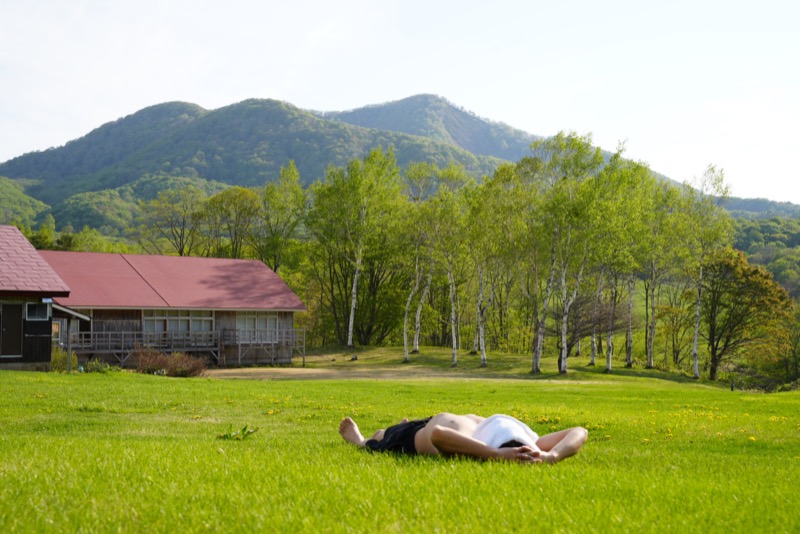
0,350,798,533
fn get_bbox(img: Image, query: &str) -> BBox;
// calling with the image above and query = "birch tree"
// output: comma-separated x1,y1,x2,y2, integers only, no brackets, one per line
529,132,604,374
401,162,438,362
427,163,471,366
592,157,650,372
678,165,733,378
307,147,402,347
641,183,681,369
465,171,518,366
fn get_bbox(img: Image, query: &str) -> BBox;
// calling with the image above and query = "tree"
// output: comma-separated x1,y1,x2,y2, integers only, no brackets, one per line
306,147,403,347
641,182,682,369
249,161,307,273
204,187,261,258
29,214,56,250
138,186,207,256
593,158,651,371
701,248,792,381
401,162,438,362
528,132,604,374
427,163,472,366
678,165,733,378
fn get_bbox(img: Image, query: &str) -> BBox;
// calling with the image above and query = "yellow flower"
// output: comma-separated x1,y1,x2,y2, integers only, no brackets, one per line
748,436,756,442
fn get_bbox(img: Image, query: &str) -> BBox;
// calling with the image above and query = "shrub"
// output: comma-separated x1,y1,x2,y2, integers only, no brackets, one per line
131,348,206,377
83,359,122,374
50,346,78,372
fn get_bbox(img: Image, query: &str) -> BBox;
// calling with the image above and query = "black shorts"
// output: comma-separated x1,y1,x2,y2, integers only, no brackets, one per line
365,417,432,455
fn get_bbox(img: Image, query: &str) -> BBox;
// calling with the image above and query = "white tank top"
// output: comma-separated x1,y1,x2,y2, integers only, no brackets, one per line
472,414,540,450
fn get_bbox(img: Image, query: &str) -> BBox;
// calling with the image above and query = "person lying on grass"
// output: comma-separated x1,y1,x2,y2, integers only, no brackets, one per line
339,413,588,464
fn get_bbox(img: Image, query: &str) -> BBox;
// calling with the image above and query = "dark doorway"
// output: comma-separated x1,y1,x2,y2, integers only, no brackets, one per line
1,304,23,356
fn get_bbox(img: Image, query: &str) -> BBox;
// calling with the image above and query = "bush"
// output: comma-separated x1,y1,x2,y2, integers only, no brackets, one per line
50,346,78,372
83,359,122,374
131,348,206,377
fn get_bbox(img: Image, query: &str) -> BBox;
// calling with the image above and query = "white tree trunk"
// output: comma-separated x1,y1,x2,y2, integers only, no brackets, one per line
447,264,458,367
625,276,634,368
605,284,617,372
559,255,586,374
691,266,703,379
403,256,422,363
346,244,363,348
590,276,601,366
413,272,432,353
646,276,657,369
477,268,488,367
533,243,557,373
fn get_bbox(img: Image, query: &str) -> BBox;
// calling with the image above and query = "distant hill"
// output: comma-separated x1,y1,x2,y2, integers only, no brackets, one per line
321,94,539,161
723,197,800,219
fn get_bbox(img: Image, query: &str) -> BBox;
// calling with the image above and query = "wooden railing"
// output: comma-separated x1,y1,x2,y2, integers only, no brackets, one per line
221,328,305,347
68,329,305,354
69,331,219,353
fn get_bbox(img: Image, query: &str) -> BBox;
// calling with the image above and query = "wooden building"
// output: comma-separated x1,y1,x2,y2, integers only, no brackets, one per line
0,226,71,371
39,250,306,367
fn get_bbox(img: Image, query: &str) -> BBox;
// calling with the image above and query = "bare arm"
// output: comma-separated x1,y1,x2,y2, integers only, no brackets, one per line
428,425,541,463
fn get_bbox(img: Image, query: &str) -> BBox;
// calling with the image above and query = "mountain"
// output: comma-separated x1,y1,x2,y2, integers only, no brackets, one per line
0,95,797,232
321,94,539,161
0,98,503,208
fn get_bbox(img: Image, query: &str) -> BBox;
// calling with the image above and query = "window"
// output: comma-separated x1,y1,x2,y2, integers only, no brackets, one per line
236,312,278,343
143,310,213,333
26,303,49,321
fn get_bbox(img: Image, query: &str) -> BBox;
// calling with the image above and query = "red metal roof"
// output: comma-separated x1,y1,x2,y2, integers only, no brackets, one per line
38,251,305,311
0,226,70,296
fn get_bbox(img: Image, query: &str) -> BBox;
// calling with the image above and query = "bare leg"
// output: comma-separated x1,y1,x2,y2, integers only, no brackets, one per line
535,427,588,464
339,417,368,447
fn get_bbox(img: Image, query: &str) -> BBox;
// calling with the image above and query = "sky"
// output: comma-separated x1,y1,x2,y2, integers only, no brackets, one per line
1,0,798,203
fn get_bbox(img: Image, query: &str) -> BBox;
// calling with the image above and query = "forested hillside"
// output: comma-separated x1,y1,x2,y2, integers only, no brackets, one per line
322,94,539,161
0,98,501,210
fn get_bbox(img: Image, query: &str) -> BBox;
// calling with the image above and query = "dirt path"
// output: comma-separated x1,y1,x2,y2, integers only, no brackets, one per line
204,365,462,381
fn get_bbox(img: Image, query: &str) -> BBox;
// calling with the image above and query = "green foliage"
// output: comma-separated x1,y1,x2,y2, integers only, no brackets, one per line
701,248,793,380
51,189,136,234
0,176,49,226
49,345,78,372
248,161,307,273
734,216,800,298
305,147,406,346
216,425,259,441
82,359,122,374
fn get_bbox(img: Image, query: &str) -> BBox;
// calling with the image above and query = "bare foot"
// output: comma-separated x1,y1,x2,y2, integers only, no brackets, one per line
339,417,367,447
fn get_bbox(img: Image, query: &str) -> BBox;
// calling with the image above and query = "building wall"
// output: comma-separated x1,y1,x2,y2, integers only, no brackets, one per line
0,298,53,370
